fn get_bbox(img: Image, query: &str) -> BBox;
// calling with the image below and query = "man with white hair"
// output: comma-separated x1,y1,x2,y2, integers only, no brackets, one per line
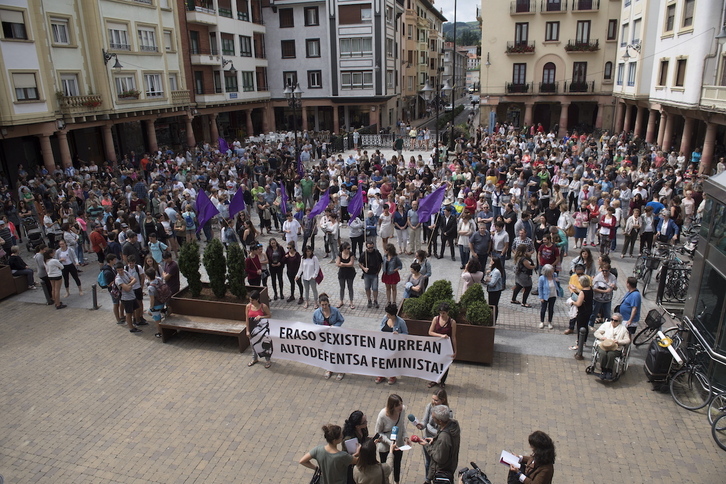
419,405,460,483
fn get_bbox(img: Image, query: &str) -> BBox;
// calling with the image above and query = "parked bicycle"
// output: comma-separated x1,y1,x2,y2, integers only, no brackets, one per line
668,339,712,411
712,408,726,451
632,308,667,347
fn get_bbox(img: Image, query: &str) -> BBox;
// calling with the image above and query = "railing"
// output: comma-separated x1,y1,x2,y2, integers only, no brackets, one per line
219,7,233,18
564,39,600,52
572,0,599,11
110,42,130,50
541,0,566,12
510,0,536,13
59,94,103,111
133,0,152,4
139,45,158,52
194,5,216,15
506,82,532,93
238,11,249,20
656,262,691,305
539,81,559,93
506,41,535,54
565,80,595,93
171,90,190,105
190,47,211,55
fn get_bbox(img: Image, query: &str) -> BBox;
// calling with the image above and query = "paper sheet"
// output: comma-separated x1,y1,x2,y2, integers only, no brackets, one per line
500,450,520,466
344,438,358,454
397,445,412,451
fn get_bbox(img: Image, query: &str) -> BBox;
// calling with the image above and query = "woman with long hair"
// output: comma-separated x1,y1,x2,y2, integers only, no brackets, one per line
245,289,272,368
266,238,285,301
416,389,453,482
299,424,356,484
381,244,402,306
283,241,303,304
55,239,83,297
295,245,321,309
427,302,456,389
537,264,558,330
336,241,357,309
511,244,535,308
44,247,65,309
353,439,391,484
375,394,410,484
485,257,504,323
461,258,484,291
507,430,556,484
569,247,596,277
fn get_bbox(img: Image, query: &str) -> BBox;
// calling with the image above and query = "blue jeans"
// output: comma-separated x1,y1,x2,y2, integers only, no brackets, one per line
75,243,85,264
589,300,612,327
458,245,470,267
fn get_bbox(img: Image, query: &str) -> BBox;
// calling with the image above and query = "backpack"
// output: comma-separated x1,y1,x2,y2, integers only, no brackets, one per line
152,279,172,304
184,213,195,229
97,265,115,289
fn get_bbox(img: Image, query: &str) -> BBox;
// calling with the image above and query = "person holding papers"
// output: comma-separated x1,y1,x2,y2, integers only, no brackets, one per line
417,405,460,484
504,430,555,484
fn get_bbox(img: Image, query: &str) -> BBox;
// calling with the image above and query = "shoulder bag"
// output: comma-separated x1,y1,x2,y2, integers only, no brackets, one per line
309,466,320,484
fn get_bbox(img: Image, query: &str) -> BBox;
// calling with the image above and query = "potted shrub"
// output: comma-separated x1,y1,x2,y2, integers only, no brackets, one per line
178,241,202,297
118,89,141,99
226,244,247,300
203,239,227,298
400,280,496,364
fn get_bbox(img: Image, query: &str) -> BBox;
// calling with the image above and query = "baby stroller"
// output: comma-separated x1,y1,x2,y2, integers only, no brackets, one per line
23,216,44,252
585,324,632,382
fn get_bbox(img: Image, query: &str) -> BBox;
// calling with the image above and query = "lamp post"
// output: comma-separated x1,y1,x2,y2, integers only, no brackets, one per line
420,79,452,150
449,0,458,151
284,82,303,172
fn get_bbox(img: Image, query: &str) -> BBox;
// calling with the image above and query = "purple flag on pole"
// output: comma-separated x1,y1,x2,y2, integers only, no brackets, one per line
229,187,246,218
308,189,330,219
280,184,288,215
195,190,220,233
417,185,447,224
347,187,364,224
218,137,230,154
296,153,304,178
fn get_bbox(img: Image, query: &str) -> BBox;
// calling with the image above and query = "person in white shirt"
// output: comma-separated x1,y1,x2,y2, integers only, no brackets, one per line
282,212,301,246
594,313,631,381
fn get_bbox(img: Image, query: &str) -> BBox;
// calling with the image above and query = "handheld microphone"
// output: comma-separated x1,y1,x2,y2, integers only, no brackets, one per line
410,435,423,443
407,414,420,426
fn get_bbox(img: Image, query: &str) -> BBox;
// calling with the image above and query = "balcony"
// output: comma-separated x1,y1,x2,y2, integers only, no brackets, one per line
186,1,217,25
572,0,599,11
541,0,566,12
564,39,600,52
510,0,536,14
59,95,103,114
219,7,233,18
109,42,130,51
565,80,595,93
190,51,221,66
506,41,535,54
506,82,532,94
139,45,159,53
238,11,249,21
539,81,559,94
171,90,191,105
702,86,726,111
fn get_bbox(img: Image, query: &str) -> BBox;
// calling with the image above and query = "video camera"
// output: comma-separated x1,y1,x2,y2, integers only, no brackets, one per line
458,462,492,484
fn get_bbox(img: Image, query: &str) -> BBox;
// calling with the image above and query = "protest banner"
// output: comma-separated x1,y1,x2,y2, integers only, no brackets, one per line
267,319,453,381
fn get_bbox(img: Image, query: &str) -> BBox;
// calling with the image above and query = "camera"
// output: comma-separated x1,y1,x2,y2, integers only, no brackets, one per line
458,462,492,484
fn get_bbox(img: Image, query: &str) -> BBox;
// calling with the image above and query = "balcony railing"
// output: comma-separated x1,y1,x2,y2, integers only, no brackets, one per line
139,45,158,52
109,42,130,50
59,94,103,112
541,0,566,12
564,39,600,52
539,81,559,94
133,0,152,4
219,7,233,18
572,0,599,11
171,90,190,105
511,0,536,13
238,11,249,20
506,41,535,54
565,80,595,93
506,82,532,94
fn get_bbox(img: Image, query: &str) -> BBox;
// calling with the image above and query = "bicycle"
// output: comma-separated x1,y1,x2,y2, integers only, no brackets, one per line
712,411,726,451
668,340,712,411
632,308,667,347
708,390,726,425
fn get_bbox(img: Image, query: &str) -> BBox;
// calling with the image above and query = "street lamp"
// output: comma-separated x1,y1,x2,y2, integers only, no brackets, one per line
284,82,303,172
420,79,452,150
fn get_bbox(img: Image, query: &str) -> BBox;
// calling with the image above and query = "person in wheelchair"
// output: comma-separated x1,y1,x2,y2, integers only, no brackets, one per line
594,313,631,381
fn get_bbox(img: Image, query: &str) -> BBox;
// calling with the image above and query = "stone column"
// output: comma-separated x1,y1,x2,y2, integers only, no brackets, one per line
209,113,219,141
558,102,570,138
145,119,158,152
656,111,667,149
301,104,308,132
524,103,534,126
622,104,632,133
680,116,695,156
645,109,657,144
700,122,717,175
662,112,674,152
333,106,340,134
56,130,73,168
261,105,270,133
185,116,196,148
246,109,254,136
634,106,645,139
37,134,56,172
102,123,117,162
614,101,624,133
595,103,604,129
369,105,380,130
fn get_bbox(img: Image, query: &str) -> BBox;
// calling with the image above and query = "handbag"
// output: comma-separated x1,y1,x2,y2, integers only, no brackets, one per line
315,268,324,284
309,466,321,484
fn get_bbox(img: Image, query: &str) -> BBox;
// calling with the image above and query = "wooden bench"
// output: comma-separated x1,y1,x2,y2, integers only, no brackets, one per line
159,315,249,352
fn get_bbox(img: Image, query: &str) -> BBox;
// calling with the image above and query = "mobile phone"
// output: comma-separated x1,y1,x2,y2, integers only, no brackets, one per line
373,433,381,441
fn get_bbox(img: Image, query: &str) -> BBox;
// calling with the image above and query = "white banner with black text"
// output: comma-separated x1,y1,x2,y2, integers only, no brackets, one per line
267,319,454,381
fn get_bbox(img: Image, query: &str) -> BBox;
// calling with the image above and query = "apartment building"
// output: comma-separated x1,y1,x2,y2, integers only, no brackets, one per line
479,0,619,136
460,45,481,91
442,42,467,102
400,0,446,123
613,0,726,173
0,0,192,182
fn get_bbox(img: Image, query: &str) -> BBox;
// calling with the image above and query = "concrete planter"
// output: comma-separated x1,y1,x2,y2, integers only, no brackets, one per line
169,284,270,321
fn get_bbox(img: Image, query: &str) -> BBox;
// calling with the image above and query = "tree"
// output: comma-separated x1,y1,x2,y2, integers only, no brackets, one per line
227,244,247,300
203,239,227,298
178,241,202,297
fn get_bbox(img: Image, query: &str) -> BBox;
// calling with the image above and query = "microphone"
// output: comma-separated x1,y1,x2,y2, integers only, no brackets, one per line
407,414,420,426
410,434,424,443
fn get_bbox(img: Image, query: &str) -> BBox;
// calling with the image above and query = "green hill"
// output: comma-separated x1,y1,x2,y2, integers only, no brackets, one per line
443,21,481,45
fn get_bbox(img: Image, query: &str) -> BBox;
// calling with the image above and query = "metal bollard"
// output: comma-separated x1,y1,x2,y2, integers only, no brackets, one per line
91,283,100,310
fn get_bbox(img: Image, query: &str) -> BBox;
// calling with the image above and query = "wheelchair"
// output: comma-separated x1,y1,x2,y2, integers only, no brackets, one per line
585,330,631,382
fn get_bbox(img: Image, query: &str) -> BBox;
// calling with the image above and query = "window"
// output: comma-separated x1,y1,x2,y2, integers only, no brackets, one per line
407,24,413,40
385,6,393,24
279,8,294,28
576,20,591,43
144,73,164,97
339,5,372,25
256,66,268,91
607,19,617,41
620,23,629,47
545,22,559,42
545,0,562,11
512,63,526,84
386,70,394,89
108,23,129,50
308,70,322,89
190,31,200,54
1,9,27,40
386,38,394,57
341,71,373,89
221,35,235,55
283,71,298,88
658,59,669,85
240,35,252,56
632,19,641,44
168,73,178,91
683,0,695,28
339,37,373,56
675,58,687,86
114,75,136,95
616,63,624,85
306,39,320,58
604,61,613,80
60,73,79,97
665,4,676,32
719,60,726,86
304,7,319,26
163,31,173,52
627,62,636,86
51,17,70,45
224,72,238,92
138,27,157,52
515,23,528,45
573,62,587,83
281,40,296,58
253,32,265,58
209,32,218,55
407,76,414,91
542,62,556,84
194,71,204,94
242,71,254,91
13,73,38,100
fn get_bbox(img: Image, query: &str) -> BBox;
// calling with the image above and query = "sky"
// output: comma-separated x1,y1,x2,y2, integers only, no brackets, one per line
434,0,478,24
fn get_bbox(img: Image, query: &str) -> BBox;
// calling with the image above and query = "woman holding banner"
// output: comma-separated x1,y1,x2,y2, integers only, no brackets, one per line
427,302,457,389
375,304,408,385
245,290,272,368
313,294,346,381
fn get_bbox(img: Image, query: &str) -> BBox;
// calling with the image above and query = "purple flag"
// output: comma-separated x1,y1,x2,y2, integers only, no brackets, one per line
347,187,364,225
308,189,330,219
218,137,230,154
280,184,288,215
297,153,304,178
195,190,220,233
417,185,447,224
229,187,246,218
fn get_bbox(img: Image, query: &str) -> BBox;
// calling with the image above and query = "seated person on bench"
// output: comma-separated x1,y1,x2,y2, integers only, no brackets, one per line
594,313,630,381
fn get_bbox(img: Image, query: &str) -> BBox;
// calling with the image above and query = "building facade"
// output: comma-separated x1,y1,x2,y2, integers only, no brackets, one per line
442,42,467,102
479,0,619,135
